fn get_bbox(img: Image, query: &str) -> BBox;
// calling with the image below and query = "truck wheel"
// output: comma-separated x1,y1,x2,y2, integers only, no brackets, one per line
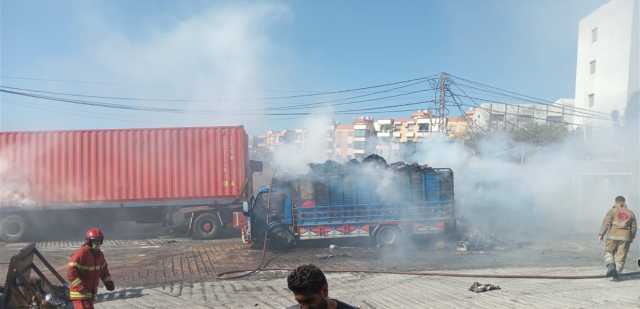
192,212,221,240
269,225,296,250
0,214,27,242
375,226,401,247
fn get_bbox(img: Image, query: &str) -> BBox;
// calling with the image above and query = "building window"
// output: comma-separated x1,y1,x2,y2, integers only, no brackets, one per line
353,129,367,138
588,93,595,108
353,141,366,150
417,123,429,132
592,27,598,43
379,124,392,132
589,60,596,74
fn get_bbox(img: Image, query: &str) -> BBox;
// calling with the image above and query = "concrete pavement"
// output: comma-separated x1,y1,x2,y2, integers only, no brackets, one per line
96,266,640,309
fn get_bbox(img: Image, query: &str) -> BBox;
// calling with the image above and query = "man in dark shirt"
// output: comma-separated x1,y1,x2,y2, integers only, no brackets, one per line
287,264,358,309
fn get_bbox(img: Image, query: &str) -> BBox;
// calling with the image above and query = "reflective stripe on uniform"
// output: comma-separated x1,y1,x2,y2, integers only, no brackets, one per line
70,278,83,287
69,291,93,300
68,261,105,271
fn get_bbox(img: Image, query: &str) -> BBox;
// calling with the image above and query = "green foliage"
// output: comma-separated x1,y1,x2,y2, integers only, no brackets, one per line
510,123,569,146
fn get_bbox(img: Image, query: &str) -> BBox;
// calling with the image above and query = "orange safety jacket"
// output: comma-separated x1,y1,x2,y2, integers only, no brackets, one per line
66,244,112,301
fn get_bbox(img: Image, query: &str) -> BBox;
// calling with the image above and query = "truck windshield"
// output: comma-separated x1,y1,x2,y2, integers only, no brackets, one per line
253,190,286,223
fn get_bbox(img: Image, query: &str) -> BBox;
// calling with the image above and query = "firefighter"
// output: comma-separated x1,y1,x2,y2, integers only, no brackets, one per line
67,228,115,309
598,196,637,280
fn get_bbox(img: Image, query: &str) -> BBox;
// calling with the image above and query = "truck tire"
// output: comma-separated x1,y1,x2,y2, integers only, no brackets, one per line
0,214,27,242
375,225,401,247
192,212,222,240
269,225,296,250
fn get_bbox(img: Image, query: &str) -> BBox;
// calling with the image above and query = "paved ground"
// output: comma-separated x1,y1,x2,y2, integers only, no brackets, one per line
94,266,640,309
2,228,640,308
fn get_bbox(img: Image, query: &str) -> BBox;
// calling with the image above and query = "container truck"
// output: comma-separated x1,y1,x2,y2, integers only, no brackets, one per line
239,156,455,248
0,126,260,241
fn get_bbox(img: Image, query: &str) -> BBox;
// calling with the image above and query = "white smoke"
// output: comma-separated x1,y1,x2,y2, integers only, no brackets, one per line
26,2,292,132
271,109,336,175
412,128,635,239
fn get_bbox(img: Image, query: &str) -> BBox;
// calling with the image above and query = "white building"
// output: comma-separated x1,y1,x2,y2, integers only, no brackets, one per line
574,0,639,129
469,100,576,130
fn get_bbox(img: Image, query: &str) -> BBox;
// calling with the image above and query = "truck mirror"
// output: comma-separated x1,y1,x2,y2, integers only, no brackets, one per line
242,201,249,213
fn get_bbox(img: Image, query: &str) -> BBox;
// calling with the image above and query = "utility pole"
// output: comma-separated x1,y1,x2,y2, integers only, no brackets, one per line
437,72,448,134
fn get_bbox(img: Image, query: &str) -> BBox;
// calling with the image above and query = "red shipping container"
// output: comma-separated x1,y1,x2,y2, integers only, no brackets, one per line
0,126,248,205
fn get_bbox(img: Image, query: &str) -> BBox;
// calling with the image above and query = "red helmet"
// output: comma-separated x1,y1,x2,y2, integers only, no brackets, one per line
85,227,104,244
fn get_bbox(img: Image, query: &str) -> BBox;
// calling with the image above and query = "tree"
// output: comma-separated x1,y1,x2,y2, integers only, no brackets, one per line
509,122,569,146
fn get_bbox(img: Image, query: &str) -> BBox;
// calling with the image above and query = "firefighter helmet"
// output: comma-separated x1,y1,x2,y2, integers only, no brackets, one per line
85,227,104,244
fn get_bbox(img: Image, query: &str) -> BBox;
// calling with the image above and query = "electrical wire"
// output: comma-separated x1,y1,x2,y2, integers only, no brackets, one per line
451,80,610,118
1,74,439,101
457,102,601,128
452,93,613,122
447,73,610,117
0,88,438,117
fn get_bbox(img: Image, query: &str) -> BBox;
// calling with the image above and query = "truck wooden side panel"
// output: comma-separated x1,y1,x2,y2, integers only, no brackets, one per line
0,126,247,206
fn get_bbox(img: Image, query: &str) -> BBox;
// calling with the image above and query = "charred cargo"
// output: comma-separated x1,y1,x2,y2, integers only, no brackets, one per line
241,155,455,248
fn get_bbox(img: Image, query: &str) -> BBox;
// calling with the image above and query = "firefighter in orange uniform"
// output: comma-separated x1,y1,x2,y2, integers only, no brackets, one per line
599,196,637,280
67,228,115,309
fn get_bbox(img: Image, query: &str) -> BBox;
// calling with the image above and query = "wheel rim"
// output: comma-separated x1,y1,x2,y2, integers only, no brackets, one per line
5,222,21,236
380,228,397,245
202,222,213,233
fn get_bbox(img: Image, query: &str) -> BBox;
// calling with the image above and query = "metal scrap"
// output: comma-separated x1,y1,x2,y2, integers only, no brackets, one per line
469,281,501,293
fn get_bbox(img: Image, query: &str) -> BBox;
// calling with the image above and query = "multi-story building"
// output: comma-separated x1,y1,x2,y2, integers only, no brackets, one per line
334,124,354,160
352,117,376,158
446,116,470,139
374,119,394,159
574,0,639,130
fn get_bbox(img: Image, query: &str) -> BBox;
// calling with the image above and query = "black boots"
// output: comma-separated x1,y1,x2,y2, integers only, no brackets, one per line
606,263,619,280
607,263,618,278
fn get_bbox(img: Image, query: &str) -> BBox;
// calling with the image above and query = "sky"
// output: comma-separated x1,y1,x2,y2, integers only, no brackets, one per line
0,0,606,134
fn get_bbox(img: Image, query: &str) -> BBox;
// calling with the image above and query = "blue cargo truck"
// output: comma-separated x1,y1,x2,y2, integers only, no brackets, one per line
240,157,455,248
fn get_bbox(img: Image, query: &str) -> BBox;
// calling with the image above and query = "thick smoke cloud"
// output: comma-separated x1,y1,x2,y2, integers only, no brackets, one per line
271,109,335,175
413,129,635,239
22,2,292,132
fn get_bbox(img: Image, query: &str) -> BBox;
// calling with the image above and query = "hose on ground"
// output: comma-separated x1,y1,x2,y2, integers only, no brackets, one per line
218,266,640,280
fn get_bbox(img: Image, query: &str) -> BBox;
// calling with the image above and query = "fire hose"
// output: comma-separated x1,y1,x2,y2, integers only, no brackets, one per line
216,224,640,280
215,232,639,281
217,257,640,280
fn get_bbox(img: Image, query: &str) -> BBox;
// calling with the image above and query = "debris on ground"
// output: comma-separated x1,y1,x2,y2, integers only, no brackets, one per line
456,241,468,252
469,281,501,293
317,253,351,260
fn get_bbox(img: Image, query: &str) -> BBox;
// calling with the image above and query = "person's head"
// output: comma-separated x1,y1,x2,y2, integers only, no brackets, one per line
84,227,104,250
615,196,626,207
287,264,329,309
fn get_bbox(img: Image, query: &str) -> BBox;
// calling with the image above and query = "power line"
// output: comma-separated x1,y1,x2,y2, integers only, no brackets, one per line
450,79,609,118
447,73,610,117
457,102,596,128
0,88,438,117
261,74,439,99
450,92,613,122
0,75,117,85
0,78,436,111
1,74,439,101
266,79,435,110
